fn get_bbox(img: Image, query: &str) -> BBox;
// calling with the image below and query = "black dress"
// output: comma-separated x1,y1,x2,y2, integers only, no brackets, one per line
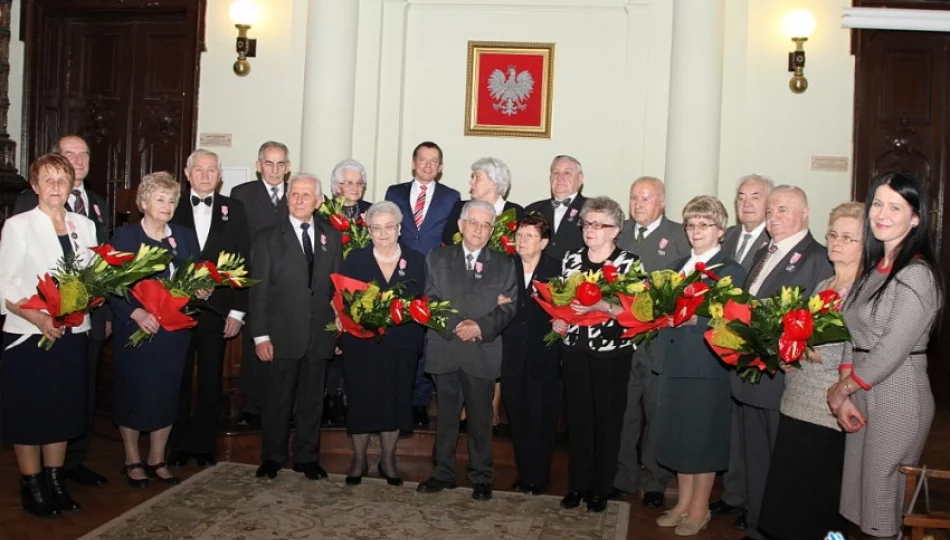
1,235,88,445
339,245,425,434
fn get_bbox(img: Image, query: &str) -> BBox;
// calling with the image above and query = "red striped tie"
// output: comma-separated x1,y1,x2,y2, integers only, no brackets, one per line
413,184,428,228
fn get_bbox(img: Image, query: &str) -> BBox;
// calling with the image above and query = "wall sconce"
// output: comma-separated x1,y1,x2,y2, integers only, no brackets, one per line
782,9,816,94
230,0,260,77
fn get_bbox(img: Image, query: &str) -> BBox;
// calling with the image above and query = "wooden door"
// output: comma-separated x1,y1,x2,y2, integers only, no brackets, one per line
852,28,950,405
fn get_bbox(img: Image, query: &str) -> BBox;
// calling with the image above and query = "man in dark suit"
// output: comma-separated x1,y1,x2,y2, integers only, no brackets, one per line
733,185,832,540
525,155,587,262
613,176,690,508
12,134,110,487
167,149,250,467
384,141,461,427
248,173,342,480
712,174,773,527
230,141,291,426
416,200,518,501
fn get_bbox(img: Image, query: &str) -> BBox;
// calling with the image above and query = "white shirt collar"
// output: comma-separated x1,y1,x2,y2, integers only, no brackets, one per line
289,214,314,231
772,229,809,256
681,246,721,273
72,183,86,196
493,198,506,215
742,221,767,238
262,180,283,196
636,215,664,238
462,245,482,263
413,178,436,192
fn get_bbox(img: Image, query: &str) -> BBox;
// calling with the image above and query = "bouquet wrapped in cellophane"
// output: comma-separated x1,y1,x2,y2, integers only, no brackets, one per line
452,208,519,255
318,197,370,258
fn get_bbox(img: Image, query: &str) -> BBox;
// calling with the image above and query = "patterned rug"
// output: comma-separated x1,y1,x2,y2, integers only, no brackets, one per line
79,462,629,539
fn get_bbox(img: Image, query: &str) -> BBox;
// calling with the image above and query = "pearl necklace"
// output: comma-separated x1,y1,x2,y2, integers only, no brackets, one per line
373,247,402,264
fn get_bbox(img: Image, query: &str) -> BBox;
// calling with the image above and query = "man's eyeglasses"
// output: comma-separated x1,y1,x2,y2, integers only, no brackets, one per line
580,220,618,231
825,231,860,244
463,219,494,232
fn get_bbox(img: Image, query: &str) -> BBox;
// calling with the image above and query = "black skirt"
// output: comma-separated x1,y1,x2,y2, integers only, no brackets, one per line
1,332,88,445
759,413,846,540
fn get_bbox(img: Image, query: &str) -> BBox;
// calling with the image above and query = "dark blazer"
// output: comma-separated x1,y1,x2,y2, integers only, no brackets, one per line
384,181,460,256
501,254,561,380
230,180,288,244
721,224,770,271
423,244,518,379
525,194,587,262
248,218,342,360
730,231,833,409
171,194,251,318
13,187,110,244
653,251,748,378
441,200,524,246
616,216,690,272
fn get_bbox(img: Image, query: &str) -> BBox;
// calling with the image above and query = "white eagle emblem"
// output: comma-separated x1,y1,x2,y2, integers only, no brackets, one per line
487,66,534,116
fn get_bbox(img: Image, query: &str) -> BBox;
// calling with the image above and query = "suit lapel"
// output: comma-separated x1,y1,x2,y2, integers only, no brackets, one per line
759,233,814,296
205,197,227,256
555,196,583,237
282,220,310,286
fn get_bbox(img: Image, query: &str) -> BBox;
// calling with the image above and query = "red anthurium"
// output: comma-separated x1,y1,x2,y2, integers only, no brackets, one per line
91,244,135,266
723,299,752,325
342,234,352,245
778,336,807,363
356,217,366,227
500,236,515,255
409,297,431,325
781,308,814,341
672,295,705,326
390,298,405,325
329,214,350,232
506,221,518,232
602,264,618,284
196,261,222,284
575,281,603,306
694,262,720,281
817,289,841,312
682,281,711,299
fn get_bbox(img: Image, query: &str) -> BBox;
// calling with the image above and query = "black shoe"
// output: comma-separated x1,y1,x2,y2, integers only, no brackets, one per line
521,483,543,496
121,463,149,488
255,460,281,479
608,488,628,500
413,406,430,428
19,473,60,518
345,464,367,485
587,495,608,513
643,491,664,508
237,413,260,428
416,477,457,493
377,463,403,486
167,451,190,467
145,462,180,485
710,499,744,516
293,462,328,480
45,467,80,513
322,394,338,427
472,483,492,501
66,464,109,487
194,453,217,467
734,511,747,530
560,491,587,509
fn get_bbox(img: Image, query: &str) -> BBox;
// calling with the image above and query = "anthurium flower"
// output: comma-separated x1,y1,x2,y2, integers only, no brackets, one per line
91,244,135,266
409,297,431,325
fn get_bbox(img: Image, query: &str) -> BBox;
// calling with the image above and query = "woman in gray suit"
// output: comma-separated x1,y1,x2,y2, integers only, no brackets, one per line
652,196,746,536
827,173,943,538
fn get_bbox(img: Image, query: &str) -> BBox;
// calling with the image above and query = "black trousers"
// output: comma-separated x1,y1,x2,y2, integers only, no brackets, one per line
325,353,344,395
501,359,561,489
433,370,495,485
64,335,103,470
736,403,781,540
260,347,327,464
562,349,632,497
170,317,227,455
240,330,266,416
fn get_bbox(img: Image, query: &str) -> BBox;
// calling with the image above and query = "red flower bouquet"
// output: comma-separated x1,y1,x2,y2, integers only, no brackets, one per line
451,207,519,255
317,197,370,258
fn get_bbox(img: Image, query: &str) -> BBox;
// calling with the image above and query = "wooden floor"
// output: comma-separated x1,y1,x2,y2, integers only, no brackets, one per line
4,410,950,540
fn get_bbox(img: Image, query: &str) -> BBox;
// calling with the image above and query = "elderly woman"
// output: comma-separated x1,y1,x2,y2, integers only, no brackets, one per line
827,173,943,539
551,196,639,513
441,157,523,245
336,201,425,486
759,202,863,540
109,171,200,488
652,196,746,536
330,159,371,220
501,213,562,495
0,154,98,516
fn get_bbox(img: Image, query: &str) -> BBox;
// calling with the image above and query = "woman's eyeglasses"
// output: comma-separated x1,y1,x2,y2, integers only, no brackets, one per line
684,222,717,232
825,231,860,244
580,220,618,231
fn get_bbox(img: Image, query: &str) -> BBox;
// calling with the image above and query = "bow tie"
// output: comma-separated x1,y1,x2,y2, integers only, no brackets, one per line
551,198,572,208
191,195,212,207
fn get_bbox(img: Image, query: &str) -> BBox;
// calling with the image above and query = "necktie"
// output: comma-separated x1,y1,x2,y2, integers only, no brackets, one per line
270,186,280,206
466,253,475,271
300,222,315,286
191,195,212,207
636,226,648,243
72,190,86,216
551,198,571,208
746,244,779,289
414,184,428,228
735,232,753,260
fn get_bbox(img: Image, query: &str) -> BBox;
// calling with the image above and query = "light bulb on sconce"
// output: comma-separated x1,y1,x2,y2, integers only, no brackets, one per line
782,9,816,94
230,0,261,77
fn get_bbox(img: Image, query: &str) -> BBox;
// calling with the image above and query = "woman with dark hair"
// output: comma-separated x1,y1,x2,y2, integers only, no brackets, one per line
501,213,562,495
827,172,944,538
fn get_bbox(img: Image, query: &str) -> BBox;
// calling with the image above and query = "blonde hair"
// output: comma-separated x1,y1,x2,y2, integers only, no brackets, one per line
682,195,729,230
828,201,865,228
136,171,181,211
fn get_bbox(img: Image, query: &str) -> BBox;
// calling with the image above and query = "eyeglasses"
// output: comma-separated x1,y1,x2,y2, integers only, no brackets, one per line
515,232,541,241
580,220,618,231
825,231,861,244
368,224,400,234
339,181,365,188
463,219,494,232
685,222,717,232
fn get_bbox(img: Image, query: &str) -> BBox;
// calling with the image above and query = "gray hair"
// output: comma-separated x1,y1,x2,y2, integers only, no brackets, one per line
580,196,625,233
330,159,367,196
631,176,666,198
471,157,511,198
770,184,809,208
550,154,583,174
460,200,497,223
736,174,775,195
186,148,221,170
257,141,290,162
365,200,403,226
683,195,729,231
289,172,322,197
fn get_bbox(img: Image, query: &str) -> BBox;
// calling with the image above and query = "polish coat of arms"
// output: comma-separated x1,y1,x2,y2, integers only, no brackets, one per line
487,65,534,116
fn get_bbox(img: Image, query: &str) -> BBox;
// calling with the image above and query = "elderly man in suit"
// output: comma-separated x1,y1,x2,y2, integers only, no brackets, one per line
735,185,832,540
384,141,461,428
11,135,111,488
525,155,587,262
613,176,689,508
248,173,342,480
711,174,773,527
230,141,292,427
168,149,250,467
416,200,518,501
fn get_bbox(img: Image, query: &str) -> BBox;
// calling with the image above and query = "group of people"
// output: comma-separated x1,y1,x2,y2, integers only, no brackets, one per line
0,136,942,540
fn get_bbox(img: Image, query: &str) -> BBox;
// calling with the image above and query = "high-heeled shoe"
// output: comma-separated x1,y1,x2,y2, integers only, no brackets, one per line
377,462,403,486
674,511,711,536
121,463,149,489
345,464,369,486
45,467,81,512
144,462,180,485
19,472,60,517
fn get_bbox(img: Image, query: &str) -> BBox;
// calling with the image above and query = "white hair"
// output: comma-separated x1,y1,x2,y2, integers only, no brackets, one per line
186,148,221,170
365,200,403,225
460,200,497,222
471,157,512,198
288,172,322,196
735,174,775,195
257,141,290,162
550,154,583,174
330,159,367,196
631,176,666,198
